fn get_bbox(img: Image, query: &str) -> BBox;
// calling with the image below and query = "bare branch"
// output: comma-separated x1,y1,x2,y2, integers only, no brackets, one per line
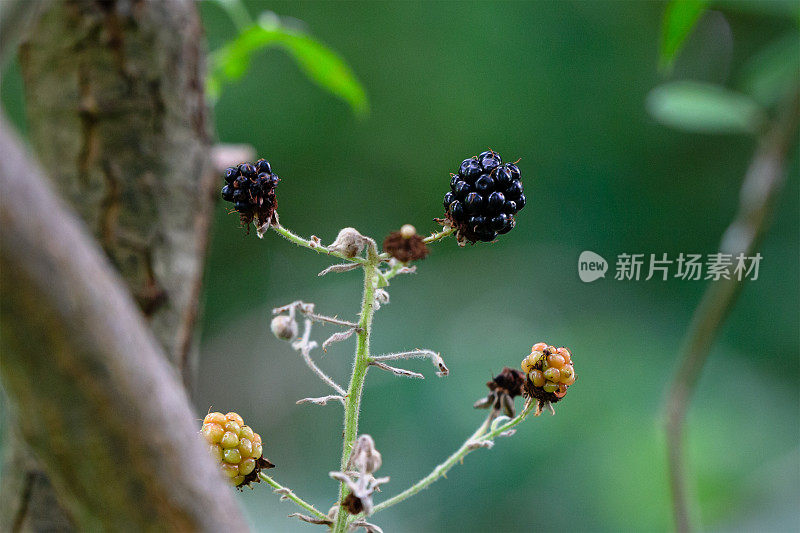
350,520,384,533
323,328,357,352
319,263,361,276
289,513,333,526
466,440,495,450
274,300,360,330
293,319,346,395
371,349,449,377
297,395,346,406
368,361,425,379
307,312,360,330
664,90,799,533
258,472,327,519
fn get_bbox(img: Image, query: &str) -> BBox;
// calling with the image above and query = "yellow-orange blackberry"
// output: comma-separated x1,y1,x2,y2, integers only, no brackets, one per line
202,411,274,488
520,343,576,404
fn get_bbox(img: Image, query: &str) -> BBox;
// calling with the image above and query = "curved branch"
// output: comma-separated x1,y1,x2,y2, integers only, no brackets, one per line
664,89,799,533
372,399,538,514
0,115,247,530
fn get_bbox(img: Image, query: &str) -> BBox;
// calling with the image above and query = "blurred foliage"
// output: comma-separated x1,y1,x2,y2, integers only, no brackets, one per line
646,81,764,134
740,33,800,106
660,0,709,70
208,0,368,115
652,0,798,135
2,0,798,532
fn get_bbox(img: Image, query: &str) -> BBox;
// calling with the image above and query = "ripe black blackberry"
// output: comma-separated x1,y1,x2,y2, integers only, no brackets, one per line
221,159,279,229
443,150,526,243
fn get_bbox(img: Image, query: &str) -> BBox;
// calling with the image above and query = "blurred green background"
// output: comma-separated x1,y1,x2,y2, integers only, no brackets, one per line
2,1,798,531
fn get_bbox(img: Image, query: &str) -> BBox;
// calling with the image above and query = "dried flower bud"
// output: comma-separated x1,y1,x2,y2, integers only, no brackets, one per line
347,434,382,474
400,224,416,238
373,289,390,311
382,225,430,263
329,227,366,258
271,314,298,341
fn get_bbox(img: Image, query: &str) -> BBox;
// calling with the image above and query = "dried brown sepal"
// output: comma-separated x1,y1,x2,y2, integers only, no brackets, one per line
240,207,277,234
475,367,526,417
487,367,525,398
341,492,364,515
382,230,430,262
437,213,514,246
523,378,561,405
237,456,276,490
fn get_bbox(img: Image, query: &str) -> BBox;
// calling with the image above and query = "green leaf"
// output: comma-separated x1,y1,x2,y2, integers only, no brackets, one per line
208,23,368,117
274,31,369,117
646,81,766,135
659,0,709,71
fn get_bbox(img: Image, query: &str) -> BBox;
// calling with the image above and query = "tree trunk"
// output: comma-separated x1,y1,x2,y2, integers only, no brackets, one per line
18,0,215,372
0,116,246,531
2,0,220,529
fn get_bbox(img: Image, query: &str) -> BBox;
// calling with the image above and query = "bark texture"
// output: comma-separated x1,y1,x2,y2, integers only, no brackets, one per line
2,0,220,529
18,0,215,371
0,116,247,531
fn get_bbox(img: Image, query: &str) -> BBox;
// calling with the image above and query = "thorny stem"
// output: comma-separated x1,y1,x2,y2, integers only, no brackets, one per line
371,399,539,514
273,301,361,330
664,89,799,533
271,223,368,265
333,253,379,533
422,225,456,245
267,223,459,532
257,472,326,519
380,260,406,282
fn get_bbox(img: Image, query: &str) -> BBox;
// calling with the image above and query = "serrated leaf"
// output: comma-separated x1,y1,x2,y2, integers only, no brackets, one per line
208,23,368,116
646,81,765,135
660,0,709,71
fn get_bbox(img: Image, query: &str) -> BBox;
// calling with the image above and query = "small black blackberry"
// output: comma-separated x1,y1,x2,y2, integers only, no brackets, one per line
221,159,279,229
443,150,526,243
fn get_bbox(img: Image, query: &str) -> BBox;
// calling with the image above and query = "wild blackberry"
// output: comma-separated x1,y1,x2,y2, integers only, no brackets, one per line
443,150,526,243
221,159,279,230
202,411,274,488
520,343,576,405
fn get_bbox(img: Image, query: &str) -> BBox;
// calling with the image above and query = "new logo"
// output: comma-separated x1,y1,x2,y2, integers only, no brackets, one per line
578,251,608,282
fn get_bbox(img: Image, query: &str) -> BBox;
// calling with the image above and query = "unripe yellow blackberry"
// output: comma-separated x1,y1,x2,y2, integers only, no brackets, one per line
521,343,576,404
202,411,274,488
